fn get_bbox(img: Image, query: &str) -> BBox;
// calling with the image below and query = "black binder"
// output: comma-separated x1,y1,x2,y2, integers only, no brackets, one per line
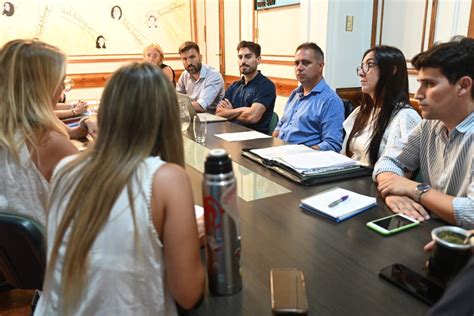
241,148,373,185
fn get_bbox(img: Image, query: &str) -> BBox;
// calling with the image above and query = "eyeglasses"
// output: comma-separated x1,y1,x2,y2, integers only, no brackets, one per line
356,62,377,75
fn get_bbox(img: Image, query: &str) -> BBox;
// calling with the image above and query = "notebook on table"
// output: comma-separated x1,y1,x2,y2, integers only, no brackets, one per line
241,145,372,185
300,187,376,222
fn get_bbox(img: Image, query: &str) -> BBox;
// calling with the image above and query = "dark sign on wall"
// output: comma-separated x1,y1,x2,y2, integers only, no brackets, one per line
255,0,300,11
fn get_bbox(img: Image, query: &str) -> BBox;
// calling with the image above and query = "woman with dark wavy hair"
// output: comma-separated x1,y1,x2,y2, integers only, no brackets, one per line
342,45,421,167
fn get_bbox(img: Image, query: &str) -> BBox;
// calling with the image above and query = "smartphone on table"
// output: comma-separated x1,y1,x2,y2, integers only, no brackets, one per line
270,268,309,315
379,263,445,305
367,213,419,235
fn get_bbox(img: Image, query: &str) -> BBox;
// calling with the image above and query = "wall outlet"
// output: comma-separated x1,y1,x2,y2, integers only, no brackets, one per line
346,16,354,32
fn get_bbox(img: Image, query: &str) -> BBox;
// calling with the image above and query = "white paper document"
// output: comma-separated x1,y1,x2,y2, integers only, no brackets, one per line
215,131,271,141
197,113,227,122
250,144,313,160
300,187,376,222
250,144,359,173
279,150,358,171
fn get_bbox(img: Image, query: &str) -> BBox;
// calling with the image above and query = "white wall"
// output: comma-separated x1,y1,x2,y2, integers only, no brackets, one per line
39,0,473,107
325,0,373,88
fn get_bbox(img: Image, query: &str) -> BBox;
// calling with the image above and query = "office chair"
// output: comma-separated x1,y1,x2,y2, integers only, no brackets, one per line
0,212,46,290
341,99,354,119
269,112,279,135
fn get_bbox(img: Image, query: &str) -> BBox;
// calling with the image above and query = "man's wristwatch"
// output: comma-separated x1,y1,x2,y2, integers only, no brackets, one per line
414,183,431,202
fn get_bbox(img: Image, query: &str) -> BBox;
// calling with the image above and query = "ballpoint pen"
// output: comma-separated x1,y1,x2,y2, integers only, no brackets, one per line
328,195,349,208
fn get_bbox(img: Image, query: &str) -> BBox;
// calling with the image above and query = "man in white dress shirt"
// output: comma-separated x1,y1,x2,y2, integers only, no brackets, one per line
176,41,224,113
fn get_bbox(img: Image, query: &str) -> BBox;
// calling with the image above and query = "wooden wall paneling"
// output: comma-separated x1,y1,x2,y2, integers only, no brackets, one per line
239,0,242,42
409,96,421,114
469,0,474,37
224,75,297,97
252,1,256,41
420,0,429,51
259,59,294,66
224,75,240,89
219,0,225,74
335,87,362,108
68,56,181,64
428,0,439,48
378,0,385,45
371,0,379,47
70,69,184,89
69,73,112,89
192,0,198,41
268,76,298,97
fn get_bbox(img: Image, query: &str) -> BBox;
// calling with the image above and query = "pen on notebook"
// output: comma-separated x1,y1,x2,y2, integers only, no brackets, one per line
328,195,349,208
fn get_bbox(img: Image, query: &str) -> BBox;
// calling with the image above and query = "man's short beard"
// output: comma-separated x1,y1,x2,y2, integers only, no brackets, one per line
187,63,202,74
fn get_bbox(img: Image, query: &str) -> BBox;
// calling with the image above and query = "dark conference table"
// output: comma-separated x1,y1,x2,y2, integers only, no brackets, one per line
183,121,442,316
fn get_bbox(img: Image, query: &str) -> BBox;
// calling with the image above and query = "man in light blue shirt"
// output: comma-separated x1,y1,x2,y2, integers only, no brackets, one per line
177,41,224,113
273,42,344,151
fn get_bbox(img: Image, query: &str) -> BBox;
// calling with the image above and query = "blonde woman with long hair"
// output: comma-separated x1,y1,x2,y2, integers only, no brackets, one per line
0,39,78,225
35,62,204,315
143,43,176,86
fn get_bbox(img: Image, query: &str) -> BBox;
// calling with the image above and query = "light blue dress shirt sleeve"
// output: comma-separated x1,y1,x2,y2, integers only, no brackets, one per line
317,96,344,151
196,70,224,110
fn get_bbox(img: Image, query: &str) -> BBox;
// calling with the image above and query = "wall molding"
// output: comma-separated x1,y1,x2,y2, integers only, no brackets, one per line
68,56,181,64
71,71,297,97
70,69,184,89
68,71,419,115
469,0,474,37
336,87,362,108
336,87,421,113
224,75,297,97
260,59,294,66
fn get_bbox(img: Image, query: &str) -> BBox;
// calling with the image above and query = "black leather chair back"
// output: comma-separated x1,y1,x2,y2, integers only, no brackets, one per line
342,99,354,119
0,212,46,289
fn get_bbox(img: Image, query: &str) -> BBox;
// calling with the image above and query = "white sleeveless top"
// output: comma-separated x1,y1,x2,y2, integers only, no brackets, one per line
35,156,178,316
0,142,49,225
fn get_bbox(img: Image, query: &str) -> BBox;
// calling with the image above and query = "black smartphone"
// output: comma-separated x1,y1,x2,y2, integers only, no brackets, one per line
379,263,445,305
270,268,309,315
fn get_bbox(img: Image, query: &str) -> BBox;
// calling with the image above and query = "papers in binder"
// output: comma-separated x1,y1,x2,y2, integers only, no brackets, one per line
250,145,359,174
300,187,376,222
215,131,271,141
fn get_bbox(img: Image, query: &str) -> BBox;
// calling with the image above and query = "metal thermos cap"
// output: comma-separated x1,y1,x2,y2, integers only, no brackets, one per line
205,149,232,174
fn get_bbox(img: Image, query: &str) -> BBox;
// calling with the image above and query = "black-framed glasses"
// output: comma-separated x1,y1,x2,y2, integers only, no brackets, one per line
356,62,377,75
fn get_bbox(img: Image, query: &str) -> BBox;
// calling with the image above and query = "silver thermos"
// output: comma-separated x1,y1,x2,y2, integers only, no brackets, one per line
202,148,242,295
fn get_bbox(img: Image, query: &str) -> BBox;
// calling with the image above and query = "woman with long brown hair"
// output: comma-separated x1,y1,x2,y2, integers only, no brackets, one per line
342,45,421,167
36,63,204,315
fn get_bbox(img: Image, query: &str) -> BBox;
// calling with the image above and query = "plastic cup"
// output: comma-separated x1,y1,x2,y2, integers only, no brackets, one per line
193,115,207,144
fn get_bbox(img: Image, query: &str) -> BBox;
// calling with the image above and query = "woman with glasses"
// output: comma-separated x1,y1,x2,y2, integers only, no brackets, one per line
341,45,421,167
0,39,79,225
143,43,176,86
35,62,204,315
